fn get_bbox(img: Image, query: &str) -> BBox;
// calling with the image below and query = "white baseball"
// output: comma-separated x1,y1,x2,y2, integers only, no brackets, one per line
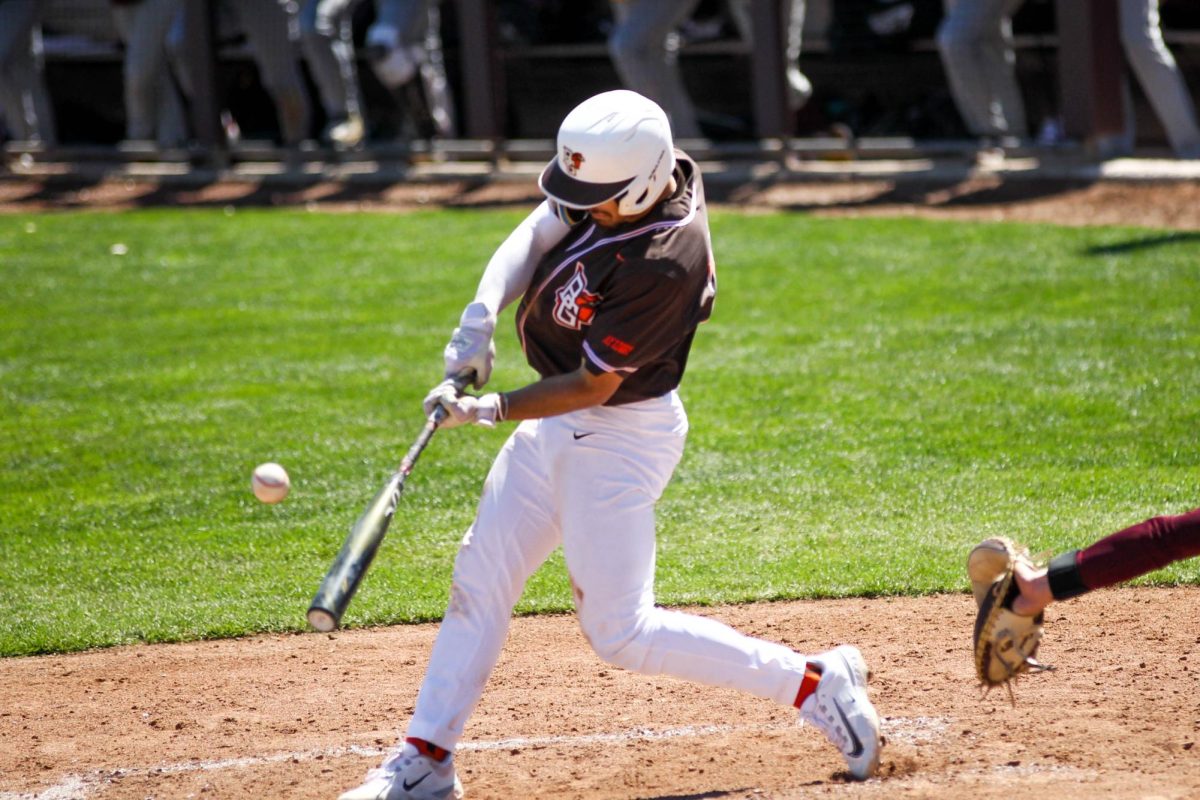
252,462,290,504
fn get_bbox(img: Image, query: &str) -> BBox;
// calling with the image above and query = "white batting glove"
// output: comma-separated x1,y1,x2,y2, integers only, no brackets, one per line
444,302,496,389
422,381,506,429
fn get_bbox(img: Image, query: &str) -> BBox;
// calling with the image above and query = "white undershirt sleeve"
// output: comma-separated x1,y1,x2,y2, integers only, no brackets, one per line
472,200,571,315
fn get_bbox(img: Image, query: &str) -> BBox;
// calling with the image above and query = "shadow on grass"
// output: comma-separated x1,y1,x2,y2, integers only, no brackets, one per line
1085,231,1200,255
0,174,538,212
4,173,1103,216
706,175,1096,213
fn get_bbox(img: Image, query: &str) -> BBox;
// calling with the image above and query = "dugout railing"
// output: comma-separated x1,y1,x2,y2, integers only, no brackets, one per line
7,0,1200,172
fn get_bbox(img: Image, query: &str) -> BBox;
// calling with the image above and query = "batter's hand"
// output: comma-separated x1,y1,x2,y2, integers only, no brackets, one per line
423,380,505,429
444,302,496,389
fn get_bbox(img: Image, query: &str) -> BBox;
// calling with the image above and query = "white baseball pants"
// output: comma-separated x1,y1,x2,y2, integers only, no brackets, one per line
936,0,1029,138
112,0,188,146
0,0,56,144
298,0,364,121
407,392,809,749
607,0,703,140
1119,0,1200,157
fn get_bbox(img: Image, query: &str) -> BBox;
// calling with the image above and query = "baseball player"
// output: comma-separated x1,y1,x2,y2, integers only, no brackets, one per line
338,89,882,800
1007,507,1200,617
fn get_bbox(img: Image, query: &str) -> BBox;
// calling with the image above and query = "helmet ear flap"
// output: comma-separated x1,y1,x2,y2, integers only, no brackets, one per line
614,145,674,216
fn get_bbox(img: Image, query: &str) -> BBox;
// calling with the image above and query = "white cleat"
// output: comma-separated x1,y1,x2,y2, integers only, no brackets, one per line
799,645,882,780
327,114,365,149
338,742,464,800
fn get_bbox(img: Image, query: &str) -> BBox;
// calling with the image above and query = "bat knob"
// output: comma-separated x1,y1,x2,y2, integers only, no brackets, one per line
307,607,340,633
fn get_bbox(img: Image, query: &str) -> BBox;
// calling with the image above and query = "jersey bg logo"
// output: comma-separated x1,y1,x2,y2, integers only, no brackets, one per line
553,263,602,330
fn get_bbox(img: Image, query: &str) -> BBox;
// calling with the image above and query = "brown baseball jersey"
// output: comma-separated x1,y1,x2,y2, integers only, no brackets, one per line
515,151,716,406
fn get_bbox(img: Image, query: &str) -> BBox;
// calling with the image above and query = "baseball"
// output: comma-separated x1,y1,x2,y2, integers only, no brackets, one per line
251,462,290,504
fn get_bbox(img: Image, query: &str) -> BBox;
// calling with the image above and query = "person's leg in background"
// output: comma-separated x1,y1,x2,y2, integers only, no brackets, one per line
111,0,188,147
411,0,455,137
227,0,313,148
298,0,365,147
0,0,56,145
782,0,811,113
937,0,1028,141
366,0,457,139
726,0,811,116
1118,0,1200,158
607,0,704,139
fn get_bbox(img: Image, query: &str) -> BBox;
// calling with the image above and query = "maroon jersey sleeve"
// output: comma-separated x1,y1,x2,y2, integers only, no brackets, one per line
581,256,711,375
1074,508,1200,592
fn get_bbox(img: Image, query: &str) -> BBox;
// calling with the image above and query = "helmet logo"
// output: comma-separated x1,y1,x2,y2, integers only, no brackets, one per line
647,148,665,184
553,263,602,330
562,146,586,176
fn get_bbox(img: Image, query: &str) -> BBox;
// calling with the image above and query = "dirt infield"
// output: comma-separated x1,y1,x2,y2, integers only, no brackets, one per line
2,588,1198,800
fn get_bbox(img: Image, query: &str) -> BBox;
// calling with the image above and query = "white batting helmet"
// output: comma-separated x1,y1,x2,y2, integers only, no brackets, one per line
538,90,676,217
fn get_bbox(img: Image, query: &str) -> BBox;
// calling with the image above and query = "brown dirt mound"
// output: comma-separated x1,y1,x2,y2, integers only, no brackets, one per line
3,588,1198,799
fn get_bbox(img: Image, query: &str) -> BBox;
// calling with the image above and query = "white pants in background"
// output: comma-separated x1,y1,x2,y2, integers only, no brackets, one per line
607,0,703,140
1119,0,1200,157
407,391,809,749
936,0,1029,139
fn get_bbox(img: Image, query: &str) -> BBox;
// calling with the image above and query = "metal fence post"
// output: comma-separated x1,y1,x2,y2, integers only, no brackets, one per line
181,0,225,165
749,0,789,140
454,0,503,142
1056,0,1129,157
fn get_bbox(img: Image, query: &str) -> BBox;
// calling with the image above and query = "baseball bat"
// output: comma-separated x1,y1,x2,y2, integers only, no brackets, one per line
306,371,474,632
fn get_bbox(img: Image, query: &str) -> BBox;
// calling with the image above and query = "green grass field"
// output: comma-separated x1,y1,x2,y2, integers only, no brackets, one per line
2,208,1197,657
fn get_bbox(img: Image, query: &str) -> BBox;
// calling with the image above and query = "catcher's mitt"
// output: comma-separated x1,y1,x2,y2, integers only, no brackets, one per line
968,538,1049,693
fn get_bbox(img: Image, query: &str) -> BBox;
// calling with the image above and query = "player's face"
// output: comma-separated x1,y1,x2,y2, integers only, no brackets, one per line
588,198,623,228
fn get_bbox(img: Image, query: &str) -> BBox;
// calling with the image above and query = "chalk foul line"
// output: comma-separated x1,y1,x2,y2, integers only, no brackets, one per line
2,717,943,799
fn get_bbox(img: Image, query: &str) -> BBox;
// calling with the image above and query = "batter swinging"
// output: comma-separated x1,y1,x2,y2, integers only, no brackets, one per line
339,90,882,800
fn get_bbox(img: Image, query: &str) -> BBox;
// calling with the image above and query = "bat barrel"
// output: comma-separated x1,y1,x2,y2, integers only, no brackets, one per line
305,370,474,632
306,473,403,631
